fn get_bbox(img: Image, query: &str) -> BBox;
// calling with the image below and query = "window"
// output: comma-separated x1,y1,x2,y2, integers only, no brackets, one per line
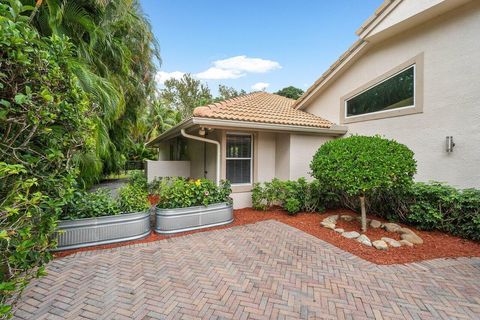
226,134,252,185
346,65,415,118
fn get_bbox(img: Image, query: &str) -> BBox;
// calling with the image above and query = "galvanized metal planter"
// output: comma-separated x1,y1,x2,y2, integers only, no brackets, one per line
155,202,233,234
54,211,150,251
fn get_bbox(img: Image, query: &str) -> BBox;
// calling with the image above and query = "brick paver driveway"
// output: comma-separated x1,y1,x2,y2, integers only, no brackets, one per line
13,221,480,319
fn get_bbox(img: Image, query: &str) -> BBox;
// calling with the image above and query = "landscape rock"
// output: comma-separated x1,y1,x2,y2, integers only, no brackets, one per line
340,215,355,222
381,237,402,248
323,215,339,224
372,240,388,250
397,227,415,235
320,221,336,230
384,223,402,233
356,234,372,246
370,220,382,228
342,231,360,239
334,228,344,233
399,240,414,247
401,233,424,244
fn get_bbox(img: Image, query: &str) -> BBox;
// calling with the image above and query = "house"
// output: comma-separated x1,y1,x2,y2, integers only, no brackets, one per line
147,0,480,208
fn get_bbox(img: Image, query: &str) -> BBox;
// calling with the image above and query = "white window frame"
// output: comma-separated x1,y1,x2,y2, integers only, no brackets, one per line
225,132,253,186
345,64,416,119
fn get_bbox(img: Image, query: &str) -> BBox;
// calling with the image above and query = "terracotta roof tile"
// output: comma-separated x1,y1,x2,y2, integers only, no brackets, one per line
193,92,333,128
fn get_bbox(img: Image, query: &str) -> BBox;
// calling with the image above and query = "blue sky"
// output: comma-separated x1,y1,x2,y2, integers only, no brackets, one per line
140,1,383,95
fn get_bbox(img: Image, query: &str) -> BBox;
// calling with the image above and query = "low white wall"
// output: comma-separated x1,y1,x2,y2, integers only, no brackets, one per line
145,160,190,183
231,192,252,209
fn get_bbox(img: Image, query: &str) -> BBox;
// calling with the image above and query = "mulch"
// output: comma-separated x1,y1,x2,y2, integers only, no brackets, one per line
54,208,480,265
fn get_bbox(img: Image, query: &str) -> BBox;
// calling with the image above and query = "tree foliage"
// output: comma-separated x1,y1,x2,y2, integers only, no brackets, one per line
215,85,246,102
161,74,212,118
0,2,93,315
27,0,160,183
310,135,416,230
275,86,304,100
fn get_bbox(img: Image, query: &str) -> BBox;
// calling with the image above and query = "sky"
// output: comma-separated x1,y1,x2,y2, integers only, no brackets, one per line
140,0,384,95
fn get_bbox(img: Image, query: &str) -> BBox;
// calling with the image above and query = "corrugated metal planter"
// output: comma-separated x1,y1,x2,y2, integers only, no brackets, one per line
54,211,150,251
155,202,233,234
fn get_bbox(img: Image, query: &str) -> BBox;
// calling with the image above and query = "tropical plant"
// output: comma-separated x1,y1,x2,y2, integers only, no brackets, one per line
275,86,304,100
61,189,121,220
0,2,93,315
143,101,182,142
310,135,416,231
26,0,160,184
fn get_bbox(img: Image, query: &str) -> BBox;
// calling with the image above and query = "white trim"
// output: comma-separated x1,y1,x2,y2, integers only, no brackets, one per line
344,64,415,119
226,133,253,186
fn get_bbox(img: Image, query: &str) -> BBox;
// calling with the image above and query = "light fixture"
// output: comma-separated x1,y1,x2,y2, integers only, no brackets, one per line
446,136,455,152
198,128,206,136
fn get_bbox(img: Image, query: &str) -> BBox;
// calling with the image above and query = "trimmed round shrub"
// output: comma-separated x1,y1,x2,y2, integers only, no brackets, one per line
310,135,416,230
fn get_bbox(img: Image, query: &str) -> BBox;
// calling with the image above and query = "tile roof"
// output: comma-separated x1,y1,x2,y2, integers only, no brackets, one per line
193,92,333,128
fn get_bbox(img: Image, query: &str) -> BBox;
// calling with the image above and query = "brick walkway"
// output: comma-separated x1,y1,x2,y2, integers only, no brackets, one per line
13,221,480,319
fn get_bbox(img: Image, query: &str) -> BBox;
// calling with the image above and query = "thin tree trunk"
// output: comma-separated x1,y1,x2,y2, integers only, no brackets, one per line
359,196,367,232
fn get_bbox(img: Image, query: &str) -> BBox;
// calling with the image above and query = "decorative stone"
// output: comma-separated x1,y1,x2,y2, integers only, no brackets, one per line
340,215,355,222
399,240,414,247
372,240,388,250
370,220,382,228
381,237,402,248
320,221,336,230
356,234,372,246
397,227,414,235
334,228,344,233
384,223,402,233
401,233,424,244
341,231,360,239
323,215,339,224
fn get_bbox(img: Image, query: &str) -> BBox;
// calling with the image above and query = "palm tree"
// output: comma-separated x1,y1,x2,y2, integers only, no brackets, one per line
26,0,160,186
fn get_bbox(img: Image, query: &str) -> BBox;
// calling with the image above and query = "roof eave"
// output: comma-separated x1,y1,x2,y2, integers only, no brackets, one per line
145,118,194,147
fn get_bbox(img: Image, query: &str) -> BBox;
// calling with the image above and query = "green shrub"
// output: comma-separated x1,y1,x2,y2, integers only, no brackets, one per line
150,178,232,209
0,3,94,315
61,190,121,220
252,178,330,214
118,184,150,213
310,135,416,231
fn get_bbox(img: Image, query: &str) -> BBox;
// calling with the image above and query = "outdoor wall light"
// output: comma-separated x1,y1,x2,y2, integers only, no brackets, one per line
446,136,455,152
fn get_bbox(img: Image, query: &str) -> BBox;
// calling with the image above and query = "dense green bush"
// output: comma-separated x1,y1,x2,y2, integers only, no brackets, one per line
252,178,335,215
0,3,94,316
118,184,150,213
310,135,416,231
150,178,232,209
61,190,121,220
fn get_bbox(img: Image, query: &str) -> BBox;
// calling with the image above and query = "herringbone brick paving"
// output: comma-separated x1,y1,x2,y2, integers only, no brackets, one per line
13,220,480,319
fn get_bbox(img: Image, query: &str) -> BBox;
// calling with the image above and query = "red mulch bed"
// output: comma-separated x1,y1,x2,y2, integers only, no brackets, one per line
54,208,480,265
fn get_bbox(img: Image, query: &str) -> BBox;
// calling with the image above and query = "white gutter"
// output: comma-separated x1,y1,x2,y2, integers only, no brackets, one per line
180,128,221,186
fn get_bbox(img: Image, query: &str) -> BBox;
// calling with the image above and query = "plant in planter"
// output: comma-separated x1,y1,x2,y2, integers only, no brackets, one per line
150,177,233,234
310,135,416,232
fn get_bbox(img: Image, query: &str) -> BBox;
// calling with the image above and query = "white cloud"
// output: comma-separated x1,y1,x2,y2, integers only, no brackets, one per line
194,55,281,80
213,55,281,73
195,67,244,80
155,71,185,84
251,82,270,91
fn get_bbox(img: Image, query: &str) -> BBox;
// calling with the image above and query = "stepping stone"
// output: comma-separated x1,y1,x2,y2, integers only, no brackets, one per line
384,223,401,233
320,221,335,230
342,231,360,239
370,220,382,228
399,240,414,247
372,240,388,250
401,232,423,244
356,234,372,246
381,237,401,248
340,215,355,222
334,228,344,233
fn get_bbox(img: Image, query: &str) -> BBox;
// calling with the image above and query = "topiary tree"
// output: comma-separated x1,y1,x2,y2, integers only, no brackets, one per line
310,135,416,232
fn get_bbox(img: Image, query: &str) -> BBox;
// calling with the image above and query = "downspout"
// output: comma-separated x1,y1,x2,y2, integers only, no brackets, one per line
180,129,220,186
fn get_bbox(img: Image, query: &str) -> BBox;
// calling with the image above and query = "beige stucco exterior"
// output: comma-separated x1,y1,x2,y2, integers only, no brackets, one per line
301,1,480,189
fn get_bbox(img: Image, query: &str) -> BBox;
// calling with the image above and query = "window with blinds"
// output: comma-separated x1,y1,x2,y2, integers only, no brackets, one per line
226,134,252,184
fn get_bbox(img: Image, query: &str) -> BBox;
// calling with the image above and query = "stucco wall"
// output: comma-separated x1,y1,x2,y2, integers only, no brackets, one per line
256,132,277,183
275,133,290,180
145,160,190,183
289,134,333,180
304,2,480,188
